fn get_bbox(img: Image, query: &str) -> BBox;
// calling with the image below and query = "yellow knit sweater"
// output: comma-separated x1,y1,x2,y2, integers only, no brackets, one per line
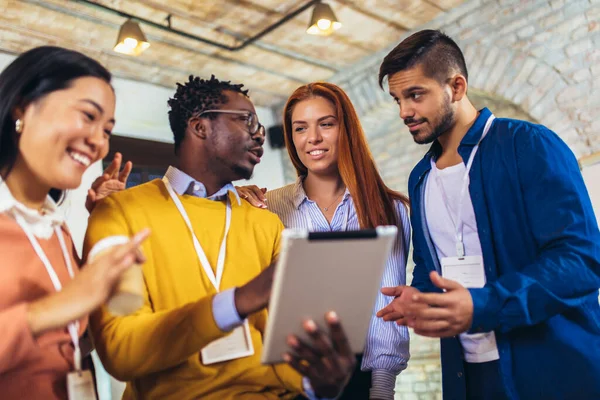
84,179,303,399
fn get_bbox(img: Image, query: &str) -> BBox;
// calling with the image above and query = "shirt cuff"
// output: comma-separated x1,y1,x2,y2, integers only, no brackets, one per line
87,235,129,261
370,370,397,399
468,287,500,334
212,288,244,332
303,376,338,400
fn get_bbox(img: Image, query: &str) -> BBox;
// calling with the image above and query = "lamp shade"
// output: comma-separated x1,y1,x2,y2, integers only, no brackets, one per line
114,19,150,56
306,2,341,36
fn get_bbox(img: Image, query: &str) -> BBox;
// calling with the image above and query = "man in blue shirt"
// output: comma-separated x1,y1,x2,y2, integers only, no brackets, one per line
376,29,600,399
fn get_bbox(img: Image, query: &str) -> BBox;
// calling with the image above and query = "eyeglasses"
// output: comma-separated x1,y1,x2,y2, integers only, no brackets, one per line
197,109,265,137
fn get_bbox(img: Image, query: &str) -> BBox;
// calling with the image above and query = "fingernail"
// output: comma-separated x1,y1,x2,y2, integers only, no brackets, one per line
282,353,291,362
133,228,150,244
305,319,317,332
412,295,418,301
260,204,268,208
327,311,339,322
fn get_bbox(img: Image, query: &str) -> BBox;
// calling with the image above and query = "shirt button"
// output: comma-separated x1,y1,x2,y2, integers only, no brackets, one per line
457,372,463,378
194,184,200,191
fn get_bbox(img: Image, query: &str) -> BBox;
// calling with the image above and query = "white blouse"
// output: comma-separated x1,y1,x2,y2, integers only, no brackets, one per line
0,179,65,239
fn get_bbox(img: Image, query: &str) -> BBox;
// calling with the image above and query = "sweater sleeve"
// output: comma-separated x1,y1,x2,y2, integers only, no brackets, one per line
272,364,305,396
0,303,40,373
84,196,231,381
469,126,600,333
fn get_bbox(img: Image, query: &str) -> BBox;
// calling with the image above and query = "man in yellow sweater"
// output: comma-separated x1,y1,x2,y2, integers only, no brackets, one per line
84,75,354,399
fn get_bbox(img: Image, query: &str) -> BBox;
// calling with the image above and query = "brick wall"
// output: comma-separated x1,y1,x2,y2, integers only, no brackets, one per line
282,0,599,181
276,0,598,398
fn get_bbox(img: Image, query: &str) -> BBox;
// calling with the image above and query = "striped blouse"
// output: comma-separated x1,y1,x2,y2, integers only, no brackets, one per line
266,177,410,399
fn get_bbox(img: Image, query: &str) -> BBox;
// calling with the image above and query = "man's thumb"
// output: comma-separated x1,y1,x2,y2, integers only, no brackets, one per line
430,271,462,291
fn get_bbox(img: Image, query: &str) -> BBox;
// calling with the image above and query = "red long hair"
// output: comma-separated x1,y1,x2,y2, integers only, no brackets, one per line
282,82,409,229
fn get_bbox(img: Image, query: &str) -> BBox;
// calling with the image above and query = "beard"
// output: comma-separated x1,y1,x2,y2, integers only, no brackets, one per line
209,125,256,181
232,164,253,180
406,94,455,145
212,153,254,181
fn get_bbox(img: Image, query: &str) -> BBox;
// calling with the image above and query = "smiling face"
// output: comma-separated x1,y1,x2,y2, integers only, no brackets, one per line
388,64,456,145
290,96,340,177
15,76,115,190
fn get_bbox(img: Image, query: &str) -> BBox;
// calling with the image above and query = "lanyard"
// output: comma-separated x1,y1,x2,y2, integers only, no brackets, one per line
305,198,350,232
433,114,495,257
163,177,231,292
14,215,82,371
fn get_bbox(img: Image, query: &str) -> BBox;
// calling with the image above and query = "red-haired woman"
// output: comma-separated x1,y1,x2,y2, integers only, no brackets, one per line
237,82,410,400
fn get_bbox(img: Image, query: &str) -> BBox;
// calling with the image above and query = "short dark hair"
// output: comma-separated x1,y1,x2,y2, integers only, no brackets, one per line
379,29,468,88
167,75,249,152
0,46,112,202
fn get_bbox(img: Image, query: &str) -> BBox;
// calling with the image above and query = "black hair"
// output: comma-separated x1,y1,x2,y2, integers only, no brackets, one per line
167,74,249,152
379,29,468,88
0,46,112,202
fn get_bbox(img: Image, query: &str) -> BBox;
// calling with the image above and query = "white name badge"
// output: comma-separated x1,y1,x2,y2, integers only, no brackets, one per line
441,255,486,288
201,319,255,365
67,370,97,400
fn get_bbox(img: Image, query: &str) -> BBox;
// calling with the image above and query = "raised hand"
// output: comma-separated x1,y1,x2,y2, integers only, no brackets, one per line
402,271,474,338
85,152,132,212
27,229,150,336
376,285,423,325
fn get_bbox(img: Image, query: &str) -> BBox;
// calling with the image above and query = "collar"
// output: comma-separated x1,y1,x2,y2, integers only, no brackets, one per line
164,166,241,206
0,178,64,239
291,176,351,209
460,107,493,146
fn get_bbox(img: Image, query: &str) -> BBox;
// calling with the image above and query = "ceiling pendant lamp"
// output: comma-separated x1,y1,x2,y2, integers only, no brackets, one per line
306,1,342,36
114,19,150,56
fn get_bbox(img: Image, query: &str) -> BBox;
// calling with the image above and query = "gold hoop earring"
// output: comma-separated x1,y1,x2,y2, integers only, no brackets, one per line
15,119,23,134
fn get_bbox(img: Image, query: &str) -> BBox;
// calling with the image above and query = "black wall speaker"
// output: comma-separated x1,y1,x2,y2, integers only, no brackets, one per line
267,124,285,149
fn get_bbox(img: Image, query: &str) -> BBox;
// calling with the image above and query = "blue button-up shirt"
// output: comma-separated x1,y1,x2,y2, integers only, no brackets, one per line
408,108,600,399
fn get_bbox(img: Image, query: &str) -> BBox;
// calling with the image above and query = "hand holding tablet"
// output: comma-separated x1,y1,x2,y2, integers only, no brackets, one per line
262,226,398,364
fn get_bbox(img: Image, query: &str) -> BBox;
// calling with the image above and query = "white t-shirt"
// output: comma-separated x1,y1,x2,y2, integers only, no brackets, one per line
424,159,499,363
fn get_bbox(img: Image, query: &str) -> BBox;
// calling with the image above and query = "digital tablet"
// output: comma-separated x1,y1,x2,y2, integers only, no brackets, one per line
261,226,398,365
